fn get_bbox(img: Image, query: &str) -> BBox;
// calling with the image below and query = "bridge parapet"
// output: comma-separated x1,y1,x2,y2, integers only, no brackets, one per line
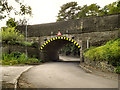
16,13,120,37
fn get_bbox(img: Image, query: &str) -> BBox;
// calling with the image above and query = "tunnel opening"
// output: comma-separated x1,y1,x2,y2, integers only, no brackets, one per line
59,42,80,62
40,36,80,62
59,43,80,57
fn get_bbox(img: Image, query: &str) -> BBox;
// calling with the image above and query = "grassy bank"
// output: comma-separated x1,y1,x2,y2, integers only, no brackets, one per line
84,38,120,73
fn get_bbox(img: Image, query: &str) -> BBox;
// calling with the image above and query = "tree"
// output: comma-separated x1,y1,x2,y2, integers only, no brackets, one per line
99,1,120,16
77,5,88,18
117,0,120,7
77,4,100,18
87,4,100,16
57,1,120,21
1,27,24,44
57,2,81,21
16,18,28,26
0,0,32,27
57,2,100,21
6,18,17,27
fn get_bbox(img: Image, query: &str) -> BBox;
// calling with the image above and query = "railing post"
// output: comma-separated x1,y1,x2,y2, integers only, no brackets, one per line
80,40,84,62
38,37,41,60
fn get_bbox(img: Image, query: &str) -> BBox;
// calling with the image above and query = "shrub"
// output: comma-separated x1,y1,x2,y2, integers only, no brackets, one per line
32,42,38,48
26,58,40,64
1,60,18,65
84,38,120,66
17,53,27,64
1,27,24,44
83,46,96,53
7,41,33,47
115,66,120,74
12,52,22,58
60,43,80,56
2,52,41,65
20,41,33,46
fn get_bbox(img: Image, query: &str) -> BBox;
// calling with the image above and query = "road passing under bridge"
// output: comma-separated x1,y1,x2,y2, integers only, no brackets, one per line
18,59,118,88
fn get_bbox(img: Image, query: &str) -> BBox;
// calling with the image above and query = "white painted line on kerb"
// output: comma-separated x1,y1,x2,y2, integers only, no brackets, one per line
14,66,33,89
0,27,2,90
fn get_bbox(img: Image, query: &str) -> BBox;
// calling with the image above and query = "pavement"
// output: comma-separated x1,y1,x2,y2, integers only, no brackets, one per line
1,65,33,88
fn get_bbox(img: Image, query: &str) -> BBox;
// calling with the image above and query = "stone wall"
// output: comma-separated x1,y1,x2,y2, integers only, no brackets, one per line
39,29,119,51
16,13,120,37
84,59,115,73
2,45,39,58
71,29,119,47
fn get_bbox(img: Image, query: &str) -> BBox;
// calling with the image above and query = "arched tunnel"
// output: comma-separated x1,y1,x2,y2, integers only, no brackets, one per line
40,36,81,62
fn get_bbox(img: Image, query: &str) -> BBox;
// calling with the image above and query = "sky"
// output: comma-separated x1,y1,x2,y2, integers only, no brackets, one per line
0,0,117,27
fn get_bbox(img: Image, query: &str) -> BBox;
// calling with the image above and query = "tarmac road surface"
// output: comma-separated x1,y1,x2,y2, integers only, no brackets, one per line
18,62,118,88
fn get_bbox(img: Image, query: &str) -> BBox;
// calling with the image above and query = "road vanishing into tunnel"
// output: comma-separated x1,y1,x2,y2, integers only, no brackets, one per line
18,56,118,88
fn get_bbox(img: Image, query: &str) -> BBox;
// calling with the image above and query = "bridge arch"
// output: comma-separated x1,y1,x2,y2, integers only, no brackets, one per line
40,36,80,50
40,36,81,62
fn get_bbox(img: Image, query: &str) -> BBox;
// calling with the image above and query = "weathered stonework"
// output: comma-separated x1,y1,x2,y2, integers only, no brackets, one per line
84,59,116,73
14,14,120,62
16,13,120,37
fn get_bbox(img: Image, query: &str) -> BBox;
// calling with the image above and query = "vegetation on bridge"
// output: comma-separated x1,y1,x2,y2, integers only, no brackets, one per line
84,38,120,73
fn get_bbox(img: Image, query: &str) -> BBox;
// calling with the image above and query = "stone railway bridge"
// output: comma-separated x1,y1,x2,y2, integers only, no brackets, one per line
16,14,120,62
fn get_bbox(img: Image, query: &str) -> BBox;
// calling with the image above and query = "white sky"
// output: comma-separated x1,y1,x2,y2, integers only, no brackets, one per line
25,0,117,25
0,0,117,27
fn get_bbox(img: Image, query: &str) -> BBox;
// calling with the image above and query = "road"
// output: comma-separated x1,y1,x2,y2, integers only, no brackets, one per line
59,55,80,61
18,61,118,88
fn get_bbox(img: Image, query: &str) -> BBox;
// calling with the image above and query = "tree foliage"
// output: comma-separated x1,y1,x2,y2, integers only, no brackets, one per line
99,1,120,15
77,4,100,18
1,27,24,44
57,1,120,21
57,2,81,21
6,18,17,27
0,0,32,27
